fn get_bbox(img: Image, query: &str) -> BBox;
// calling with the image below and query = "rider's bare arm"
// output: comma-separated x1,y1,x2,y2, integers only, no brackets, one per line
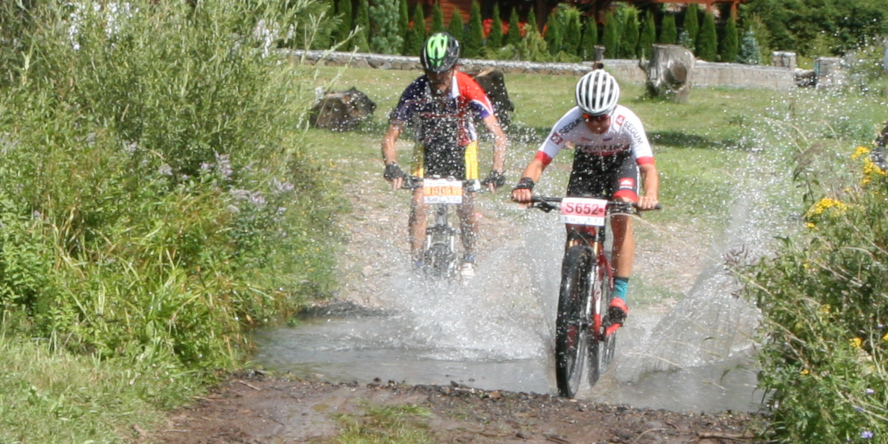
482,114,508,174
637,162,660,210
381,123,405,190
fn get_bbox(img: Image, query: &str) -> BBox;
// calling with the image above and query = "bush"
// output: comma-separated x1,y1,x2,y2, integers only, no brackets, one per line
696,11,717,61
0,0,339,374
737,146,888,443
369,0,404,54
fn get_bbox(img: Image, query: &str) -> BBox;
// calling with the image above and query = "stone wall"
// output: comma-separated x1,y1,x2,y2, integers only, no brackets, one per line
289,49,799,90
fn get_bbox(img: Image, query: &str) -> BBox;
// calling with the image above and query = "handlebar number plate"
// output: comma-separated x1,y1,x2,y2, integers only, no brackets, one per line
560,197,607,226
423,179,463,204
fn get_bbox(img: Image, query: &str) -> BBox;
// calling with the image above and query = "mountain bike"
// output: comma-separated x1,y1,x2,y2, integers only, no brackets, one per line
531,195,658,398
403,176,483,280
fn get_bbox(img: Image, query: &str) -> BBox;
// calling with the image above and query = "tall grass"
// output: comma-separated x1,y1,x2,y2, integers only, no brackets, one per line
0,0,341,439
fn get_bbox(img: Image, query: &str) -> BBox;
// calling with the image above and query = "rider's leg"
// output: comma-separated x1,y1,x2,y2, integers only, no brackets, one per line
457,191,477,263
610,213,634,301
409,187,429,267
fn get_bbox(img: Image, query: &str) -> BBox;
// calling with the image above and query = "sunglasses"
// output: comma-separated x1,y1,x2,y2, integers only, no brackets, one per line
582,113,609,122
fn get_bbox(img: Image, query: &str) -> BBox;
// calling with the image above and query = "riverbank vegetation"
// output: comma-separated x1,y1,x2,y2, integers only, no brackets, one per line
1,0,887,442
0,1,341,441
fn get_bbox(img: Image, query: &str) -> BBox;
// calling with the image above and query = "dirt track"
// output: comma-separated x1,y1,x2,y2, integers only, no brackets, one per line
151,372,760,443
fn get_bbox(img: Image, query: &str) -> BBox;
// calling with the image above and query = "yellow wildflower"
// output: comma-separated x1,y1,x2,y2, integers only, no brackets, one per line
805,222,816,230
850,337,863,349
818,304,830,314
852,146,870,159
883,332,888,343
805,197,848,218
800,369,810,375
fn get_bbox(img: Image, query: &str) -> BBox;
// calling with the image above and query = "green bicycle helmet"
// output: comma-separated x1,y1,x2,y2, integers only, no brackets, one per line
421,32,460,74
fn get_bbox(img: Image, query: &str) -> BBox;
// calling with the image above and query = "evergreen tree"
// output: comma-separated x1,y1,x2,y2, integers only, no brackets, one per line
719,14,739,63
464,1,484,58
659,13,677,44
447,8,464,42
405,4,427,56
637,11,655,59
618,7,639,58
399,0,410,53
354,0,371,52
519,12,548,61
544,9,563,55
369,0,403,54
579,17,598,60
487,3,504,49
602,10,619,59
696,10,717,61
738,28,761,65
525,9,538,39
333,0,352,43
682,5,698,50
506,7,521,47
430,2,445,34
562,6,582,57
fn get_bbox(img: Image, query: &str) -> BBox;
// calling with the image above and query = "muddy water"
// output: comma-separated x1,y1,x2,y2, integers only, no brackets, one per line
253,191,770,413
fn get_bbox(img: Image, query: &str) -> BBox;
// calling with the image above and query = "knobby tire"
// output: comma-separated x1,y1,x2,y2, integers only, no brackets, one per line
555,245,594,398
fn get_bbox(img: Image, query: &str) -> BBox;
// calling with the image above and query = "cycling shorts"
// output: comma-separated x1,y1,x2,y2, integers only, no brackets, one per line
411,140,479,180
566,150,639,201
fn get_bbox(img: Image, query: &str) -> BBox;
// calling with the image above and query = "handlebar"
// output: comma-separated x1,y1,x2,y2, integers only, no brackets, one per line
529,196,663,214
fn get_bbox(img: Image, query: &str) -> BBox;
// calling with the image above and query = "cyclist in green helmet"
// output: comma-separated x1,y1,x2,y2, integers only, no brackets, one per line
381,32,509,277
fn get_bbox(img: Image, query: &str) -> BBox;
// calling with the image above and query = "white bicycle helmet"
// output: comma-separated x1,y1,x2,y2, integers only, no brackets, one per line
575,70,620,116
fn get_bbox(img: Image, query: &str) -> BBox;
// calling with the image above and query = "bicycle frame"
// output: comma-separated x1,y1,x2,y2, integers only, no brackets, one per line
403,176,482,279
564,225,613,343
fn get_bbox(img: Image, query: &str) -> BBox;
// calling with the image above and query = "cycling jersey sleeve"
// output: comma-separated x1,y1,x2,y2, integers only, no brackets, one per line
388,77,425,124
620,112,654,165
455,72,495,120
535,108,581,166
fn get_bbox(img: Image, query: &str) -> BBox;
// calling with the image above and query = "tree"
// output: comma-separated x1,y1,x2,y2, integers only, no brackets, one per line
354,0,371,52
405,4,427,56
487,3,504,49
562,6,582,57
618,7,639,58
369,0,403,54
682,4,698,51
399,0,410,53
544,9,563,55
696,10,717,61
333,0,352,43
579,17,598,60
430,2,445,34
719,14,739,63
506,8,521,47
447,8,464,42
602,10,619,59
464,1,484,58
519,11,549,61
738,28,762,64
659,13,677,44
637,11,656,59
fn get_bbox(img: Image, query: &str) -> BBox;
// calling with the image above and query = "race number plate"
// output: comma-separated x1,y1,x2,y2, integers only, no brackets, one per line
560,197,607,226
423,178,463,204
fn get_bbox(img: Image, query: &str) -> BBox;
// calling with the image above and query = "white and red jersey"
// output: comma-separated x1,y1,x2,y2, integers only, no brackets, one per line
535,105,654,166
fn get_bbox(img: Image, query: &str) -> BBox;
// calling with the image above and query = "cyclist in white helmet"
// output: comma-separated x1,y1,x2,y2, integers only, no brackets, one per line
511,69,660,326
381,32,509,277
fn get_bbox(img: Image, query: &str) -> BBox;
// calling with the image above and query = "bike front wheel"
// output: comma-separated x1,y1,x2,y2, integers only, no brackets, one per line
555,245,594,398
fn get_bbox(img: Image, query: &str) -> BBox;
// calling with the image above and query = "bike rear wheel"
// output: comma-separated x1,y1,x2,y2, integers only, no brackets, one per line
588,261,615,387
555,245,594,398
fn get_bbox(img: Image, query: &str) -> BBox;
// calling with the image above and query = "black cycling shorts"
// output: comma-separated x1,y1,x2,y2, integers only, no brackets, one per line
566,150,639,201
